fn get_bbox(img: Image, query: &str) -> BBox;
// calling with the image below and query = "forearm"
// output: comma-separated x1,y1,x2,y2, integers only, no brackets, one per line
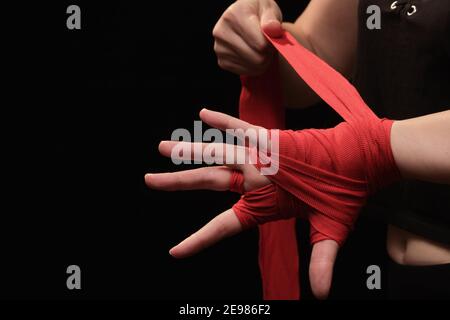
391,110,450,184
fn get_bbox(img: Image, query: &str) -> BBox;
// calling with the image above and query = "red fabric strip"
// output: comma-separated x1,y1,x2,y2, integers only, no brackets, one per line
234,31,400,300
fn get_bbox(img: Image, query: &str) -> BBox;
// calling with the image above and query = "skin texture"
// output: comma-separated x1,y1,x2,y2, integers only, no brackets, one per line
390,111,450,185
388,112,450,266
209,0,450,296
210,1,359,298
212,0,284,76
387,225,450,266
213,0,359,108
146,109,450,299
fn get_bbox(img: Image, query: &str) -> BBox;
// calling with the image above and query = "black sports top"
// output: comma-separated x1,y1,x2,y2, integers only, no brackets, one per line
354,0,450,244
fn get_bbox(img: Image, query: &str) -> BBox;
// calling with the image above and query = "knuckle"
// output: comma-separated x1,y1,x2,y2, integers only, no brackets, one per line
172,173,182,188
266,1,282,16
222,8,237,25
217,59,231,71
214,43,227,58
254,41,268,53
253,54,266,67
212,23,221,39
195,236,209,251
225,117,233,130
213,41,219,53
202,169,215,185
217,59,226,69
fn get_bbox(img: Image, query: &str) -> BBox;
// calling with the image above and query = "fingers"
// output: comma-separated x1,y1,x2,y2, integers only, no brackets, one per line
169,208,243,258
199,109,269,147
200,108,262,132
238,14,269,53
145,166,232,192
214,29,267,67
309,239,339,300
156,109,272,166
214,53,252,75
212,0,283,75
213,8,266,75
261,19,283,38
158,140,251,166
200,109,271,150
259,2,283,38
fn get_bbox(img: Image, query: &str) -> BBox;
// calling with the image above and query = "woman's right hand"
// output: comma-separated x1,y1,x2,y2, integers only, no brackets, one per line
213,0,283,76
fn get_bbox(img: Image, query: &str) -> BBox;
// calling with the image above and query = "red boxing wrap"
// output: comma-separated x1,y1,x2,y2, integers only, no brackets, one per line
230,31,401,300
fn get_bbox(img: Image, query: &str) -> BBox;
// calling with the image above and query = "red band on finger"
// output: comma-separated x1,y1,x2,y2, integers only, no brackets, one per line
229,170,245,194
235,30,400,300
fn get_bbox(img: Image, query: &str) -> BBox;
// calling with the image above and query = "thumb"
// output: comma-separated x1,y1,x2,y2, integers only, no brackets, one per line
309,240,339,300
260,7,283,38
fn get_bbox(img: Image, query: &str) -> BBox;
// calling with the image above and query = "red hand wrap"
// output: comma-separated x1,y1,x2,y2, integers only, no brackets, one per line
229,31,401,300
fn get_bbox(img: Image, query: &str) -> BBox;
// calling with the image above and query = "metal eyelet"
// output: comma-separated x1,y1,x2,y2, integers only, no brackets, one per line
407,5,417,16
390,1,398,10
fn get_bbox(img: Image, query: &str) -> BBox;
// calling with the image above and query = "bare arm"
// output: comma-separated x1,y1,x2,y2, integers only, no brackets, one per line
146,109,450,299
391,110,450,184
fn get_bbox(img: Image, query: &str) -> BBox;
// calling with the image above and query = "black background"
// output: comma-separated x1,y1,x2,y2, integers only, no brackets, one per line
2,0,389,300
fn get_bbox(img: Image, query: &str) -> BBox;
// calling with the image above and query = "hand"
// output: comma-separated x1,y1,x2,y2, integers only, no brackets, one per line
146,109,339,299
146,108,271,257
213,0,283,75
